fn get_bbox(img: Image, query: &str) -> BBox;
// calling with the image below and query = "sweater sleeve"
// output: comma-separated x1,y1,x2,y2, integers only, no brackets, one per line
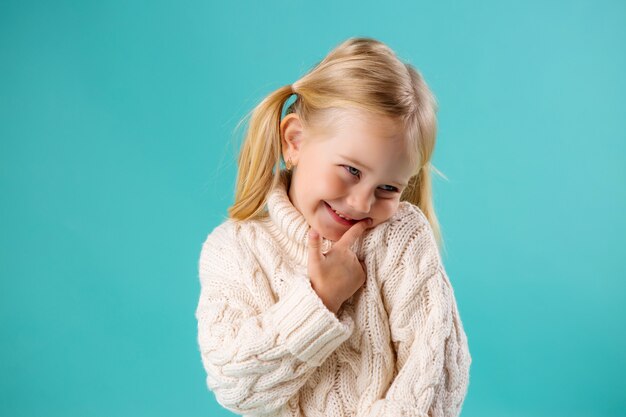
195,225,355,416
364,228,472,417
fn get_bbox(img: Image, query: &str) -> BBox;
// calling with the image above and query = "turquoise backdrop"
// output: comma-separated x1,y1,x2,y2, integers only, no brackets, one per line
1,1,625,416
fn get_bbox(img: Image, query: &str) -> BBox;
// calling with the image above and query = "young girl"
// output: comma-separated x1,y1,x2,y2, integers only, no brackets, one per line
196,37,471,417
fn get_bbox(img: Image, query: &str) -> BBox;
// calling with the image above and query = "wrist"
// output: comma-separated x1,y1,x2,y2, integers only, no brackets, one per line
317,294,339,314
309,278,342,315
318,289,342,315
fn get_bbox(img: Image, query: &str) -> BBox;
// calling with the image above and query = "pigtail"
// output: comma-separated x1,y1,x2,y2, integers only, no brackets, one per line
401,63,446,253
226,37,448,252
402,163,446,253
228,85,294,221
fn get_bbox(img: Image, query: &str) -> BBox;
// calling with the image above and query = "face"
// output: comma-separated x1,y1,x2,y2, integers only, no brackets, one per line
280,107,415,242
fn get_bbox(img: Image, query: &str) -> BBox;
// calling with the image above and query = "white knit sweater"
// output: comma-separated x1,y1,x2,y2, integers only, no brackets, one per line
196,170,471,417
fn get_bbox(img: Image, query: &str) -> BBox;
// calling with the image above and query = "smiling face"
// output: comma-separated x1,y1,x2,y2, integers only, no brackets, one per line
280,107,415,242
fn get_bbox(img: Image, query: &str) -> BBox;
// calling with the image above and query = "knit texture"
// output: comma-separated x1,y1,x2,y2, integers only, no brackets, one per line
196,169,472,417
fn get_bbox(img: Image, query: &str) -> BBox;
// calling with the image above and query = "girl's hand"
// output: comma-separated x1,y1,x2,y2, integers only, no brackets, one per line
307,219,372,315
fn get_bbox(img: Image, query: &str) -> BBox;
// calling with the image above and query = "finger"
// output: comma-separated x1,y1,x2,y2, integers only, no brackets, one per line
336,218,372,249
307,227,324,266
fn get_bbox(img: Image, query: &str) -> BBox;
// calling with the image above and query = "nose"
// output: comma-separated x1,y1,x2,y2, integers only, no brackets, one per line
346,184,374,215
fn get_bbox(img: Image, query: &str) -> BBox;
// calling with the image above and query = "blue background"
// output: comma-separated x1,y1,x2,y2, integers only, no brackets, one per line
1,1,625,416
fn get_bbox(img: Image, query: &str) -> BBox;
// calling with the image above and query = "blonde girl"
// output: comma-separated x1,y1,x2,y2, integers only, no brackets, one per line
196,36,472,417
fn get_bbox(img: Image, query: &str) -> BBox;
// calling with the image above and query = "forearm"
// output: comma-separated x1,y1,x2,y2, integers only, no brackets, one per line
367,269,471,417
197,273,355,415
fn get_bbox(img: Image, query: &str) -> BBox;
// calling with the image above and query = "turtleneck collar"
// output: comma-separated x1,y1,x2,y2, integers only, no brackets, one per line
265,169,333,266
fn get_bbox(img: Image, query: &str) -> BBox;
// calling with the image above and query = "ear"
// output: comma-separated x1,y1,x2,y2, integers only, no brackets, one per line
280,113,304,165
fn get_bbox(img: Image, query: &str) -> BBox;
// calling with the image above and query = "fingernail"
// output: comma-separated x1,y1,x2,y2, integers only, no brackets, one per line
367,219,373,226
310,229,318,238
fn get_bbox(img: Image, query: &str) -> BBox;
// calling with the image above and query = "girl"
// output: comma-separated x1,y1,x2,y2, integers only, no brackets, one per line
196,37,471,417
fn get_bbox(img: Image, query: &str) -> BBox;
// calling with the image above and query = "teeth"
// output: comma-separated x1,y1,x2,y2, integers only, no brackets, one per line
332,208,352,221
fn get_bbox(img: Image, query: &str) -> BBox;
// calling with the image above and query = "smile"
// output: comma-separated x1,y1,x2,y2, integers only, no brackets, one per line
324,202,358,225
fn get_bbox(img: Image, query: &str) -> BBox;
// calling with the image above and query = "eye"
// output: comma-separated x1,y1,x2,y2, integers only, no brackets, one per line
380,185,399,193
343,165,360,177
342,165,399,193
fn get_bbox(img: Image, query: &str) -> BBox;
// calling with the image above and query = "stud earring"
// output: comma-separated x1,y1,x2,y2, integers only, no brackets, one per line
286,157,294,170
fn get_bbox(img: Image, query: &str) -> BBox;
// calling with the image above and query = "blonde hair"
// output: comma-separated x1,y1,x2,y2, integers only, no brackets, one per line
228,37,447,250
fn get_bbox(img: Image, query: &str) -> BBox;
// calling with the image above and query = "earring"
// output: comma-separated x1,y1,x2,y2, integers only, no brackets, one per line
286,157,293,170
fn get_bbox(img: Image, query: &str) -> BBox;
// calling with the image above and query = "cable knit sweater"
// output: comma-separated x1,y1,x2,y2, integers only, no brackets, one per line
195,170,471,417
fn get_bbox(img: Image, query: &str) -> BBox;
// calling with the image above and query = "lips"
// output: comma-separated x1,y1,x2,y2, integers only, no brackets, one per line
324,201,358,225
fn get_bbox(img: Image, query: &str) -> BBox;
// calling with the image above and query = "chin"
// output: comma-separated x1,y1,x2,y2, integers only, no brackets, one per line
322,230,343,243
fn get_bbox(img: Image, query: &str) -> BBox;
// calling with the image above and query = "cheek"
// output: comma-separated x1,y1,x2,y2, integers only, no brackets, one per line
319,169,347,193
378,200,400,221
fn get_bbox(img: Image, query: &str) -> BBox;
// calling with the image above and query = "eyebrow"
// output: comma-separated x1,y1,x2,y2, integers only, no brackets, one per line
339,155,408,187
